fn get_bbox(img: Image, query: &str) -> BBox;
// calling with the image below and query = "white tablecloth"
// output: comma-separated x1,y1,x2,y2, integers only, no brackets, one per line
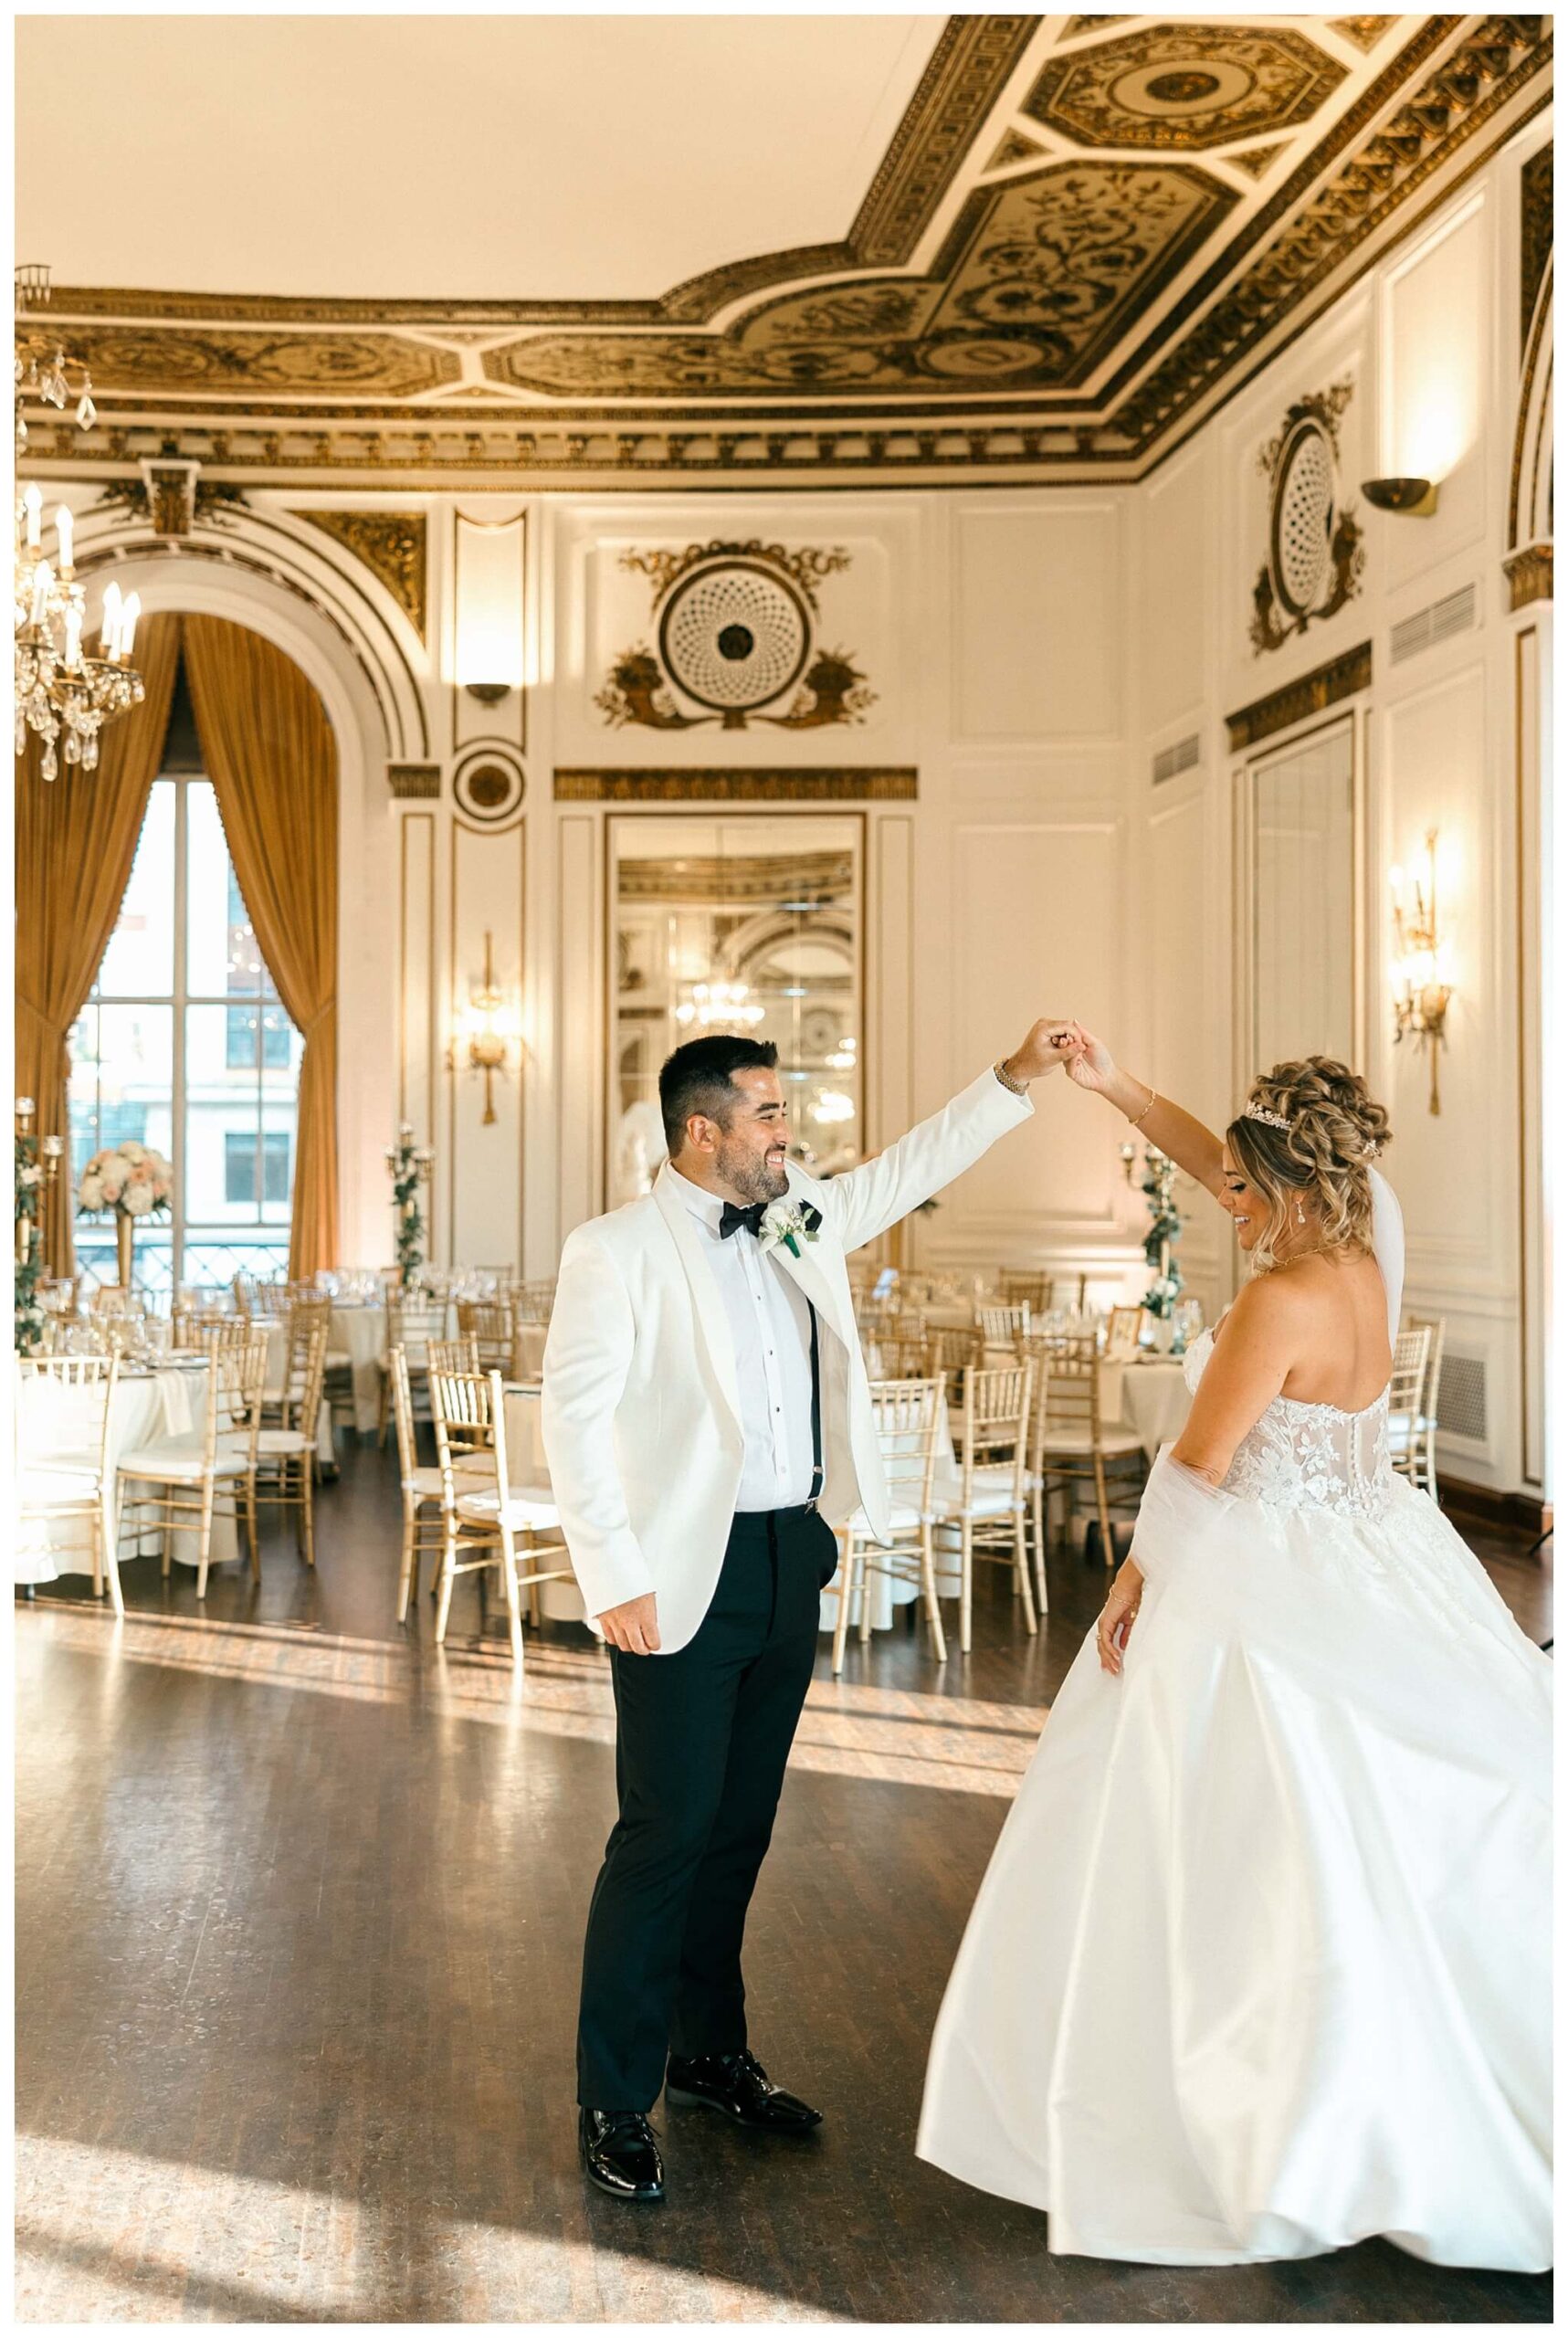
1098,1356,1192,1459
260,1323,343,1462
15,1362,237,1584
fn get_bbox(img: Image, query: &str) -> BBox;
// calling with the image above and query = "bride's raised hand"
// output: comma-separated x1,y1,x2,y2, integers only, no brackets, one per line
1095,1560,1143,1676
1065,1023,1119,1095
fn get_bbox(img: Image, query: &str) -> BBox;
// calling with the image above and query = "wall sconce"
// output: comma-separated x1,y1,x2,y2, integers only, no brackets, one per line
1362,476,1439,517
1391,831,1453,1115
449,930,524,1124
463,679,512,705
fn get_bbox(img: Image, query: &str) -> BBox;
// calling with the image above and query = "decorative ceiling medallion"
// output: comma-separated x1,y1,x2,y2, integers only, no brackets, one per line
453,746,524,825
1250,382,1364,656
290,510,427,637
986,129,1049,172
596,542,875,736
1025,24,1346,151
488,163,1236,399
1328,18,1397,56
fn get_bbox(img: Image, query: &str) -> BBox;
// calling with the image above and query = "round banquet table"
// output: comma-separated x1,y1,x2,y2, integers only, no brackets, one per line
14,1359,237,1585
1097,1355,1192,1459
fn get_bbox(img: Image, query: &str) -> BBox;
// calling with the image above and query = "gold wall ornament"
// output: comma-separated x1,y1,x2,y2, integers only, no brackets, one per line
387,762,441,798
1504,544,1553,610
1328,18,1398,56
1225,641,1372,753
554,768,917,802
985,129,1049,172
1024,23,1346,152
290,509,428,637
1520,143,1552,352
90,470,247,534
596,542,877,737
448,929,522,1126
1249,384,1364,656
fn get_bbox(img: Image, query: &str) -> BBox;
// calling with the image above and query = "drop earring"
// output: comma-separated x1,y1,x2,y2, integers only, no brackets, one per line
1295,1197,1307,1228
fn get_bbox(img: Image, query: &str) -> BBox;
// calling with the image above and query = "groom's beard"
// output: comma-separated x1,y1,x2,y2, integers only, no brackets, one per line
714,1132,789,1206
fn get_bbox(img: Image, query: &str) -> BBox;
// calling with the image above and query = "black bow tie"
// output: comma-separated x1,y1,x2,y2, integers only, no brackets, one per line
719,1200,769,1241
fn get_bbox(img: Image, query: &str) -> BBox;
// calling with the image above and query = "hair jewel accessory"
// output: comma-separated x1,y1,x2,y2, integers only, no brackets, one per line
1243,1101,1291,1131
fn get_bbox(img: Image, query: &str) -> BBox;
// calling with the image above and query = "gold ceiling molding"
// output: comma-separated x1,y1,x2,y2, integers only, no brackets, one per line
1226,641,1372,753
618,848,853,903
289,509,428,637
1024,24,1348,153
387,762,442,799
554,768,918,802
1520,142,1552,349
985,128,1049,172
1328,18,1399,56
13,17,1551,486
483,162,1236,401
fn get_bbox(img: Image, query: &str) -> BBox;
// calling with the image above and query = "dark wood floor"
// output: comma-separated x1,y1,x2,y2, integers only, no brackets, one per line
15,1440,1553,2323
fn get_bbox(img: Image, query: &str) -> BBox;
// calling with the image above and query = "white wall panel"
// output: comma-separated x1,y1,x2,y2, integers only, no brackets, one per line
555,812,601,1243
1381,195,1489,591
447,819,526,1265
952,502,1121,743
1141,452,1208,734
398,810,436,1144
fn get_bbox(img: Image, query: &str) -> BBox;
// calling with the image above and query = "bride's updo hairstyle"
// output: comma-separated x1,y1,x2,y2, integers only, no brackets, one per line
1226,1057,1391,1263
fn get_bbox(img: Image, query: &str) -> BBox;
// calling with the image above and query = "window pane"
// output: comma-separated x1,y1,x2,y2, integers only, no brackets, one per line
95,781,175,997
68,1004,174,1183
187,1003,258,1226
225,1132,258,1205
225,1006,260,1070
183,1235,289,1289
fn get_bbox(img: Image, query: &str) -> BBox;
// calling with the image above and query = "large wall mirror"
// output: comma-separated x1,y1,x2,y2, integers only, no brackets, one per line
1240,718,1359,1079
607,815,864,1204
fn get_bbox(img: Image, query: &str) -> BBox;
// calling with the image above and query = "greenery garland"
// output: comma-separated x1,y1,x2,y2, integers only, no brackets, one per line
1136,1149,1185,1320
15,1130,47,1353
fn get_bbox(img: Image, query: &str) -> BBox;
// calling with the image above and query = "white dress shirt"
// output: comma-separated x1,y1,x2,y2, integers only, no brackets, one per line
668,1165,816,1511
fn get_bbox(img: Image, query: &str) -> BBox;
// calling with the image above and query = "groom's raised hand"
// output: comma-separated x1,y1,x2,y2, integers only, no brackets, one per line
1001,1018,1082,1085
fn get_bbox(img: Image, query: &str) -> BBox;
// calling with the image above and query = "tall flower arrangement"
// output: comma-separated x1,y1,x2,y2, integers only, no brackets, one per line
78,1138,173,1285
385,1124,434,1289
1122,1142,1184,1321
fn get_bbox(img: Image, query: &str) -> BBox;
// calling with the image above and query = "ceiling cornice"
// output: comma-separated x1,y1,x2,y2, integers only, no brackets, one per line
15,14,1551,490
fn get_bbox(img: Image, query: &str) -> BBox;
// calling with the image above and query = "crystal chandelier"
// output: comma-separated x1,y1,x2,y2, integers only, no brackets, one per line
674,979,765,1030
15,486,143,780
15,266,143,780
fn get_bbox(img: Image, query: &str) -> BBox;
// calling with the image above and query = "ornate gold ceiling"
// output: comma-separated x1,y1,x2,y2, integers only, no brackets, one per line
15,14,1552,490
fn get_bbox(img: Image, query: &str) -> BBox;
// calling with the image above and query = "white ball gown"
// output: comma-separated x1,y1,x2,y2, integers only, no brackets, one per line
918,1177,1552,2270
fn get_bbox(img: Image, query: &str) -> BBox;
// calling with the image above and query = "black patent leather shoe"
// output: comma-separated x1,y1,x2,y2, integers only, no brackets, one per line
665,2048,823,2133
579,2107,665,2200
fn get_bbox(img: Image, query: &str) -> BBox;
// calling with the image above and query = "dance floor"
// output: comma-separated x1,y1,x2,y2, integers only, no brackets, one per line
15,1446,1552,2324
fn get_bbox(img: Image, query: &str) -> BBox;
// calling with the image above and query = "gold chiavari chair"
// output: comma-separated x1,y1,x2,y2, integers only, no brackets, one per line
390,1344,451,1621
948,1362,1037,1653
998,1270,1052,1311
428,1334,482,1379
927,1323,983,1406
514,1280,556,1324
253,1313,329,1568
18,1353,123,1614
866,1329,930,1380
1394,1314,1447,1498
427,1367,572,1665
1033,1349,1147,1589
831,1377,948,1674
87,1284,135,1319
118,1331,267,1597
377,1291,451,1444
1386,1325,1436,1496
456,1296,515,1371
241,1278,291,1319
977,1301,1031,1347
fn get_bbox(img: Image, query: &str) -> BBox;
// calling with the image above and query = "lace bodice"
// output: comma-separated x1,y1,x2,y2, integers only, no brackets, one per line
1182,1328,1394,1519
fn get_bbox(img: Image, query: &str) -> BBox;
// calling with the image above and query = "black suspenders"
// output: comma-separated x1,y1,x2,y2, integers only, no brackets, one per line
805,1301,824,1511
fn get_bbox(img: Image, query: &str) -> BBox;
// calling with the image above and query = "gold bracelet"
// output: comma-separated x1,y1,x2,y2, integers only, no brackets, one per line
1128,1082,1157,1128
993,1058,1029,1098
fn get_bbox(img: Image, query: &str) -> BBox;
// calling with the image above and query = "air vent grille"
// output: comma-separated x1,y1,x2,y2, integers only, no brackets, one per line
1390,584,1478,666
1436,1353,1488,1444
1152,732,1201,785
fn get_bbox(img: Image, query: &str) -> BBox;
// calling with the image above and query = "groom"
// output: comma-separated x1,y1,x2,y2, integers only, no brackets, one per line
543,1019,1073,2201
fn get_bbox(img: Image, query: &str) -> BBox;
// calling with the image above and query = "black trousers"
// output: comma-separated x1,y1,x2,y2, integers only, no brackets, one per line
576,1504,837,2112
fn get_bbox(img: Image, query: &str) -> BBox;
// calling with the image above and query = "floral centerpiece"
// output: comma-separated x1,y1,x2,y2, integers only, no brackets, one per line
1122,1141,1184,1342
385,1124,434,1289
78,1139,173,1287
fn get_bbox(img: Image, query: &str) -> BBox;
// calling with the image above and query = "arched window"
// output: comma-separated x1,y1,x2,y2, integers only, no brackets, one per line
68,670,301,1292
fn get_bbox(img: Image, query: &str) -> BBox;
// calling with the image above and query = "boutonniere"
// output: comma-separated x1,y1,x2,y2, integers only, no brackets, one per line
759,1201,823,1259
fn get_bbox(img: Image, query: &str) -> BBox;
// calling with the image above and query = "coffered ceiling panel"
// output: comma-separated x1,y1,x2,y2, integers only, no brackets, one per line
13,14,1552,490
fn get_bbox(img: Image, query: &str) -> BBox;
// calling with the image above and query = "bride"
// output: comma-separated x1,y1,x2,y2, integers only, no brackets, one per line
918,1036,1552,2272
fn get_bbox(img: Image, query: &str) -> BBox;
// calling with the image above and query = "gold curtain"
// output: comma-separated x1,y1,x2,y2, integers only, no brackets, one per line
182,616,340,1280
14,615,182,1273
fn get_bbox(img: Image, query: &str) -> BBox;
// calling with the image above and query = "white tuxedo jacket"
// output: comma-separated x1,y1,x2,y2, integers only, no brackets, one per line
542,1067,1033,1652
